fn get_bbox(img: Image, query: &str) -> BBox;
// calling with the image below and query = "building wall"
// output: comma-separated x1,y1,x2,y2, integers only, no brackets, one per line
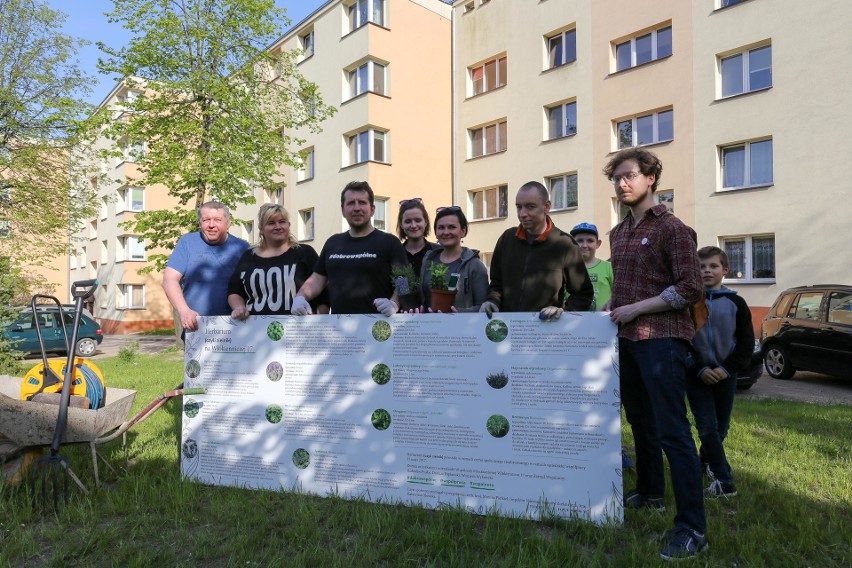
692,0,852,312
276,0,453,246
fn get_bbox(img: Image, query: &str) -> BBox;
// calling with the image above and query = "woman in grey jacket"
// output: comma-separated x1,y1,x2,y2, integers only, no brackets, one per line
418,206,488,312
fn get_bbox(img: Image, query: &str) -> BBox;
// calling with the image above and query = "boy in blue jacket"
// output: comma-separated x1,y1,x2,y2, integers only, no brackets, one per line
687,246,755,498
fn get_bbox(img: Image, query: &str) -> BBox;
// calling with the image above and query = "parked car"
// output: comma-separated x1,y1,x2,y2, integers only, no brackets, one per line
760,285,852,380
736,339,763,390
1,306,103,357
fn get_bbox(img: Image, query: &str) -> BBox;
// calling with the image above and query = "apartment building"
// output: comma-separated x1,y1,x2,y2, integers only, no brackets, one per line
266,0,453,244
453,0,852,317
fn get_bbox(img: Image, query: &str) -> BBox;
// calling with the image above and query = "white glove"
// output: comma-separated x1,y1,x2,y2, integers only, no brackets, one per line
374,298,398,317
538,306,563,322
291,296,312,316
480,301,499,319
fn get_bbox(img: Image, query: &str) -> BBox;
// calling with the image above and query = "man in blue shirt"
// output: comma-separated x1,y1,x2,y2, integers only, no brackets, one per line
164,201,249,332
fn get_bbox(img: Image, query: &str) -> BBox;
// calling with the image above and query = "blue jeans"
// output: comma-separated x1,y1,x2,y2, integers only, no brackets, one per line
620,338,706,534
686,368,737,484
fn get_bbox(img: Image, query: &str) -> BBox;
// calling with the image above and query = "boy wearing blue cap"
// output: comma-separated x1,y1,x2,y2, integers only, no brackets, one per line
569,223,613,311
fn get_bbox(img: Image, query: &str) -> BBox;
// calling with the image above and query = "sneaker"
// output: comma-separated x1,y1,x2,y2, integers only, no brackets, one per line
660,527,709,561
623,489,665,511
705,479,737,498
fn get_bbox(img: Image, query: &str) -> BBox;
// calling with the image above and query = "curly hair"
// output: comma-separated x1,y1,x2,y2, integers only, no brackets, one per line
602,148,663,192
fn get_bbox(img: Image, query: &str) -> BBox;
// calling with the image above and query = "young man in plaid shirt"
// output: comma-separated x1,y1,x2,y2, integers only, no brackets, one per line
603,148,707,561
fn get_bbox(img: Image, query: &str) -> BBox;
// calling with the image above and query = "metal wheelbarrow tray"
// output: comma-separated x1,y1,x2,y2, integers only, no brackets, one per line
0,374,137,491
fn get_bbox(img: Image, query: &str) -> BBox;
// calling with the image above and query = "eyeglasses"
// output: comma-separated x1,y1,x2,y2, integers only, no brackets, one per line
436,206,461,213
611,171,643,185
399,197,423,205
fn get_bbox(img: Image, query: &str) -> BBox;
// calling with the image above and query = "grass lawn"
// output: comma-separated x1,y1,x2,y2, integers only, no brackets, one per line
1,350,850,567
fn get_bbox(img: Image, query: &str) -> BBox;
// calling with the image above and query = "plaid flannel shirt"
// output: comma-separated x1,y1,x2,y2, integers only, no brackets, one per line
609,204,702,342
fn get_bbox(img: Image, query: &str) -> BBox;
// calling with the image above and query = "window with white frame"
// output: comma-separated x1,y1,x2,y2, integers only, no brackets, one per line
469,55,506,96
119,186,144,212
720,138,773,189
721,235,775,281
720,44,771,98
299,208,314,241
469,120,507,158
297,148,314,182
347,60,386,98
100,197,108,220
546,173,578,211
719,0,747,8
546,28,576,69
616,108,673,149
469,185,508,220
347,128,387,165
119,284,145,309
614,25,672,72
122,236,146,261
546,101,577,140
242,221,254,244
100,240,108,264
299,30,314,59
373,198,388,231
656,189,674,213
348,0,384,31
116,140,144,166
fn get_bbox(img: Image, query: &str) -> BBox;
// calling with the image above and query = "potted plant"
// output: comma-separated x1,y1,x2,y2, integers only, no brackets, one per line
391,264,421,311
428,262,456,313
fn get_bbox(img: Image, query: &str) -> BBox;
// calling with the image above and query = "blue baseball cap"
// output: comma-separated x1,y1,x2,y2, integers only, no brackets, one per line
570,222,598,238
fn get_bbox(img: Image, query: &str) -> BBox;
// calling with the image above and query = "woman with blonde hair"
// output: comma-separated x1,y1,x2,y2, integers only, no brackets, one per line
228,203,328,317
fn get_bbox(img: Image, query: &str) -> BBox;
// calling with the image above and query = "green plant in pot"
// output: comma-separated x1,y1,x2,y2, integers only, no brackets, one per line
428,262,456,313
391,264,421,311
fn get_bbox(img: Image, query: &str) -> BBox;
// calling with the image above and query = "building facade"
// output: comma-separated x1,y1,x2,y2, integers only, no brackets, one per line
453,0,852,319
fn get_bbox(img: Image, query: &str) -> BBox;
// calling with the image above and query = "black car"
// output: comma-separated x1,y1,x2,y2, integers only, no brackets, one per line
736,339,763,390
760,285,852,380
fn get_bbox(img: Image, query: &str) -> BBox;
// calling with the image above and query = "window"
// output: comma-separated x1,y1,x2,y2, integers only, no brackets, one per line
299,208,314,241
348,60,386,98
469,56,506,96
469,185,508,220
616,109,673,149
100,240,108,264
300,30,314,59
828,291,852,326
720,45,771,97
243,221,254,244
373,198,388,231
614,25,672,72
347,128,386,165
791,292,824,322
122,236,146,261
464,2,474,13
656,190,674,213
348,0,384,31
119,284,145,309
100,197,108,220
721,235,775,281
720,139,773,189
546,173,578,210
469,120,507,158
116,141,144,165
546,102,578,140
119,187,144,212
297,148,314,182
546,28,576,69
720,0,747,8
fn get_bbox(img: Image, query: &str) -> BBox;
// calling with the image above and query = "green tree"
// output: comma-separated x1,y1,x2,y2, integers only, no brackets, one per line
0,0,101,371
97,0,335,271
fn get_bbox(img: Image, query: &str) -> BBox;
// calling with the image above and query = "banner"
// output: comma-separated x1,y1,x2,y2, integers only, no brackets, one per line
181,312,622,524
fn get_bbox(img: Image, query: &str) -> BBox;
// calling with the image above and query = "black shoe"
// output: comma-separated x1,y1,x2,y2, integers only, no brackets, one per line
624,489,665,510
705,479,737,498
660,527,709,561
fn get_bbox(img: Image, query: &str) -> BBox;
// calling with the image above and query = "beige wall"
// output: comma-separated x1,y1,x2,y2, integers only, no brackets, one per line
277,0,453,244
693,0,852,311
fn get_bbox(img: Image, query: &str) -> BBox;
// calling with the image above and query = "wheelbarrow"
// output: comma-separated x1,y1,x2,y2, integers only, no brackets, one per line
0,374,204,492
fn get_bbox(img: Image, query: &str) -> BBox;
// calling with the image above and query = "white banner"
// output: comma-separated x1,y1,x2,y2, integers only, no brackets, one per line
181,312,622,524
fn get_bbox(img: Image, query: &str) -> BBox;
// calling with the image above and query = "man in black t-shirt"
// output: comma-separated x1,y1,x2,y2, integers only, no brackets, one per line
292,181,407,315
